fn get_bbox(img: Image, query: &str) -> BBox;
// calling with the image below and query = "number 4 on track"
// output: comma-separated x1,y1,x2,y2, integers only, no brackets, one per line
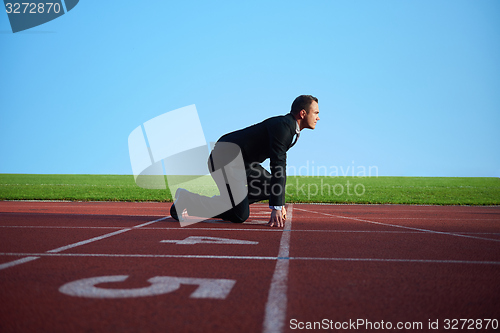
160,236,258,245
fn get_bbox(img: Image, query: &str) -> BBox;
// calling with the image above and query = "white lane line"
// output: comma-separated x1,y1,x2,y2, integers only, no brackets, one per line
0,204,170,209
0,252,275,260
263,204,293,333
0,216,169,270
1,252,499,265
289,257,500,265
47,217,168,253
1,225,498,236
0,226,124,230
133,219,165,228
293,205,500,211
284,216,500,221
0,256,40,270
0,212,168,218
196,219,268,225
295,208,500,243
0,225,283,232
370,217,500,221
47,229,133,253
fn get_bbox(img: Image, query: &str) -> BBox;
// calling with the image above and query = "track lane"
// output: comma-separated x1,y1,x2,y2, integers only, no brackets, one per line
1,202,499,333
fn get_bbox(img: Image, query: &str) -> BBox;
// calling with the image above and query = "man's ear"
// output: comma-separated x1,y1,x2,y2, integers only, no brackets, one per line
300,109,306,119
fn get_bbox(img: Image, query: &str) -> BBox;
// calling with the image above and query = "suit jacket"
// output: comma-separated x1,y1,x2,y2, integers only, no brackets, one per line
218,113,298,206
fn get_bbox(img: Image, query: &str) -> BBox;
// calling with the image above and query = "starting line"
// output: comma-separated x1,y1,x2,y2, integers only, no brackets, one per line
1,252,499,265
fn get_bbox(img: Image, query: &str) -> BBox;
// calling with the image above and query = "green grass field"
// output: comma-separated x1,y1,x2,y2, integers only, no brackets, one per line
1,174,499,205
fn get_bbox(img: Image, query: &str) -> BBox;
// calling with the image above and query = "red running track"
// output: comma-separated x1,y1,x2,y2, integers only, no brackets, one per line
0,201,499,332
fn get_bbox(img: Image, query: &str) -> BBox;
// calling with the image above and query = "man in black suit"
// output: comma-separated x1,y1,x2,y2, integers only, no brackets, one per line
170,95,320,227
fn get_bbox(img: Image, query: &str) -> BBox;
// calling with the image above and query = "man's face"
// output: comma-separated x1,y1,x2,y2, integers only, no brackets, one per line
303,101,320,130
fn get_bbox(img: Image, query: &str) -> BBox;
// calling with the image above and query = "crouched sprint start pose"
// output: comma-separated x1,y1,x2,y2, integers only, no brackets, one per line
170,95,320,227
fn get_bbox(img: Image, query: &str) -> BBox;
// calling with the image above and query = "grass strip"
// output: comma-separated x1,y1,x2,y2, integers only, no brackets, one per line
0,174,498,205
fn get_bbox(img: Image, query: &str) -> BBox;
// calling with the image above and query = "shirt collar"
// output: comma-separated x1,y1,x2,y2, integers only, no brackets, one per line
287,112,301,134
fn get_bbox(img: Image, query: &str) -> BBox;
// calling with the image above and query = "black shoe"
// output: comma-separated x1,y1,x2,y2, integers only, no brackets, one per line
170,188,189,222
170,202,181,222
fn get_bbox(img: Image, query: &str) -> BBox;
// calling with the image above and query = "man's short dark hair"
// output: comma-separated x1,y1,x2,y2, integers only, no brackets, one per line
290,95,318,116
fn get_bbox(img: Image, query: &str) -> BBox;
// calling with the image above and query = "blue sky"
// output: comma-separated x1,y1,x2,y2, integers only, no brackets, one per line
1,0,499,177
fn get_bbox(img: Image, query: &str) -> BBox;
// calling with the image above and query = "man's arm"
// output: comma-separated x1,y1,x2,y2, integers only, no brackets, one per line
267,120,294,206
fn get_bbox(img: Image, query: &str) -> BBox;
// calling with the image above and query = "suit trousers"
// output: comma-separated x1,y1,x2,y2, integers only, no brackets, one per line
182,143,273,223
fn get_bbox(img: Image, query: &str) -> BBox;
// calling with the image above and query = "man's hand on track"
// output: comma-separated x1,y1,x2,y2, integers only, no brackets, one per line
267,207,286,228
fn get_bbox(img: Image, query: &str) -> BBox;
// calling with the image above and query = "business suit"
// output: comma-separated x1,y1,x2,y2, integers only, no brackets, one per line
176,112,299,223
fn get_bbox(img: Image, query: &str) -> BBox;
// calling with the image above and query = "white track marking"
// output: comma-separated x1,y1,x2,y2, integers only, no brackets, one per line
133,219,165,228
1,225,498,236
47,217,168,253
194,219,268,225
0,225,283,231
0,203,171,209
47,229,134,253
0,252,276,260
161,236,258,245
368,217,500,221
1,213,167,218
0,226,124,230
60,275,235,299
295,207,500,243
248,220,269,224
263,204,293,333
289,257,500,265
1,252,499,265
0,216,169,270
289,204,500,211
282,216,500,221
0,256,40,270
